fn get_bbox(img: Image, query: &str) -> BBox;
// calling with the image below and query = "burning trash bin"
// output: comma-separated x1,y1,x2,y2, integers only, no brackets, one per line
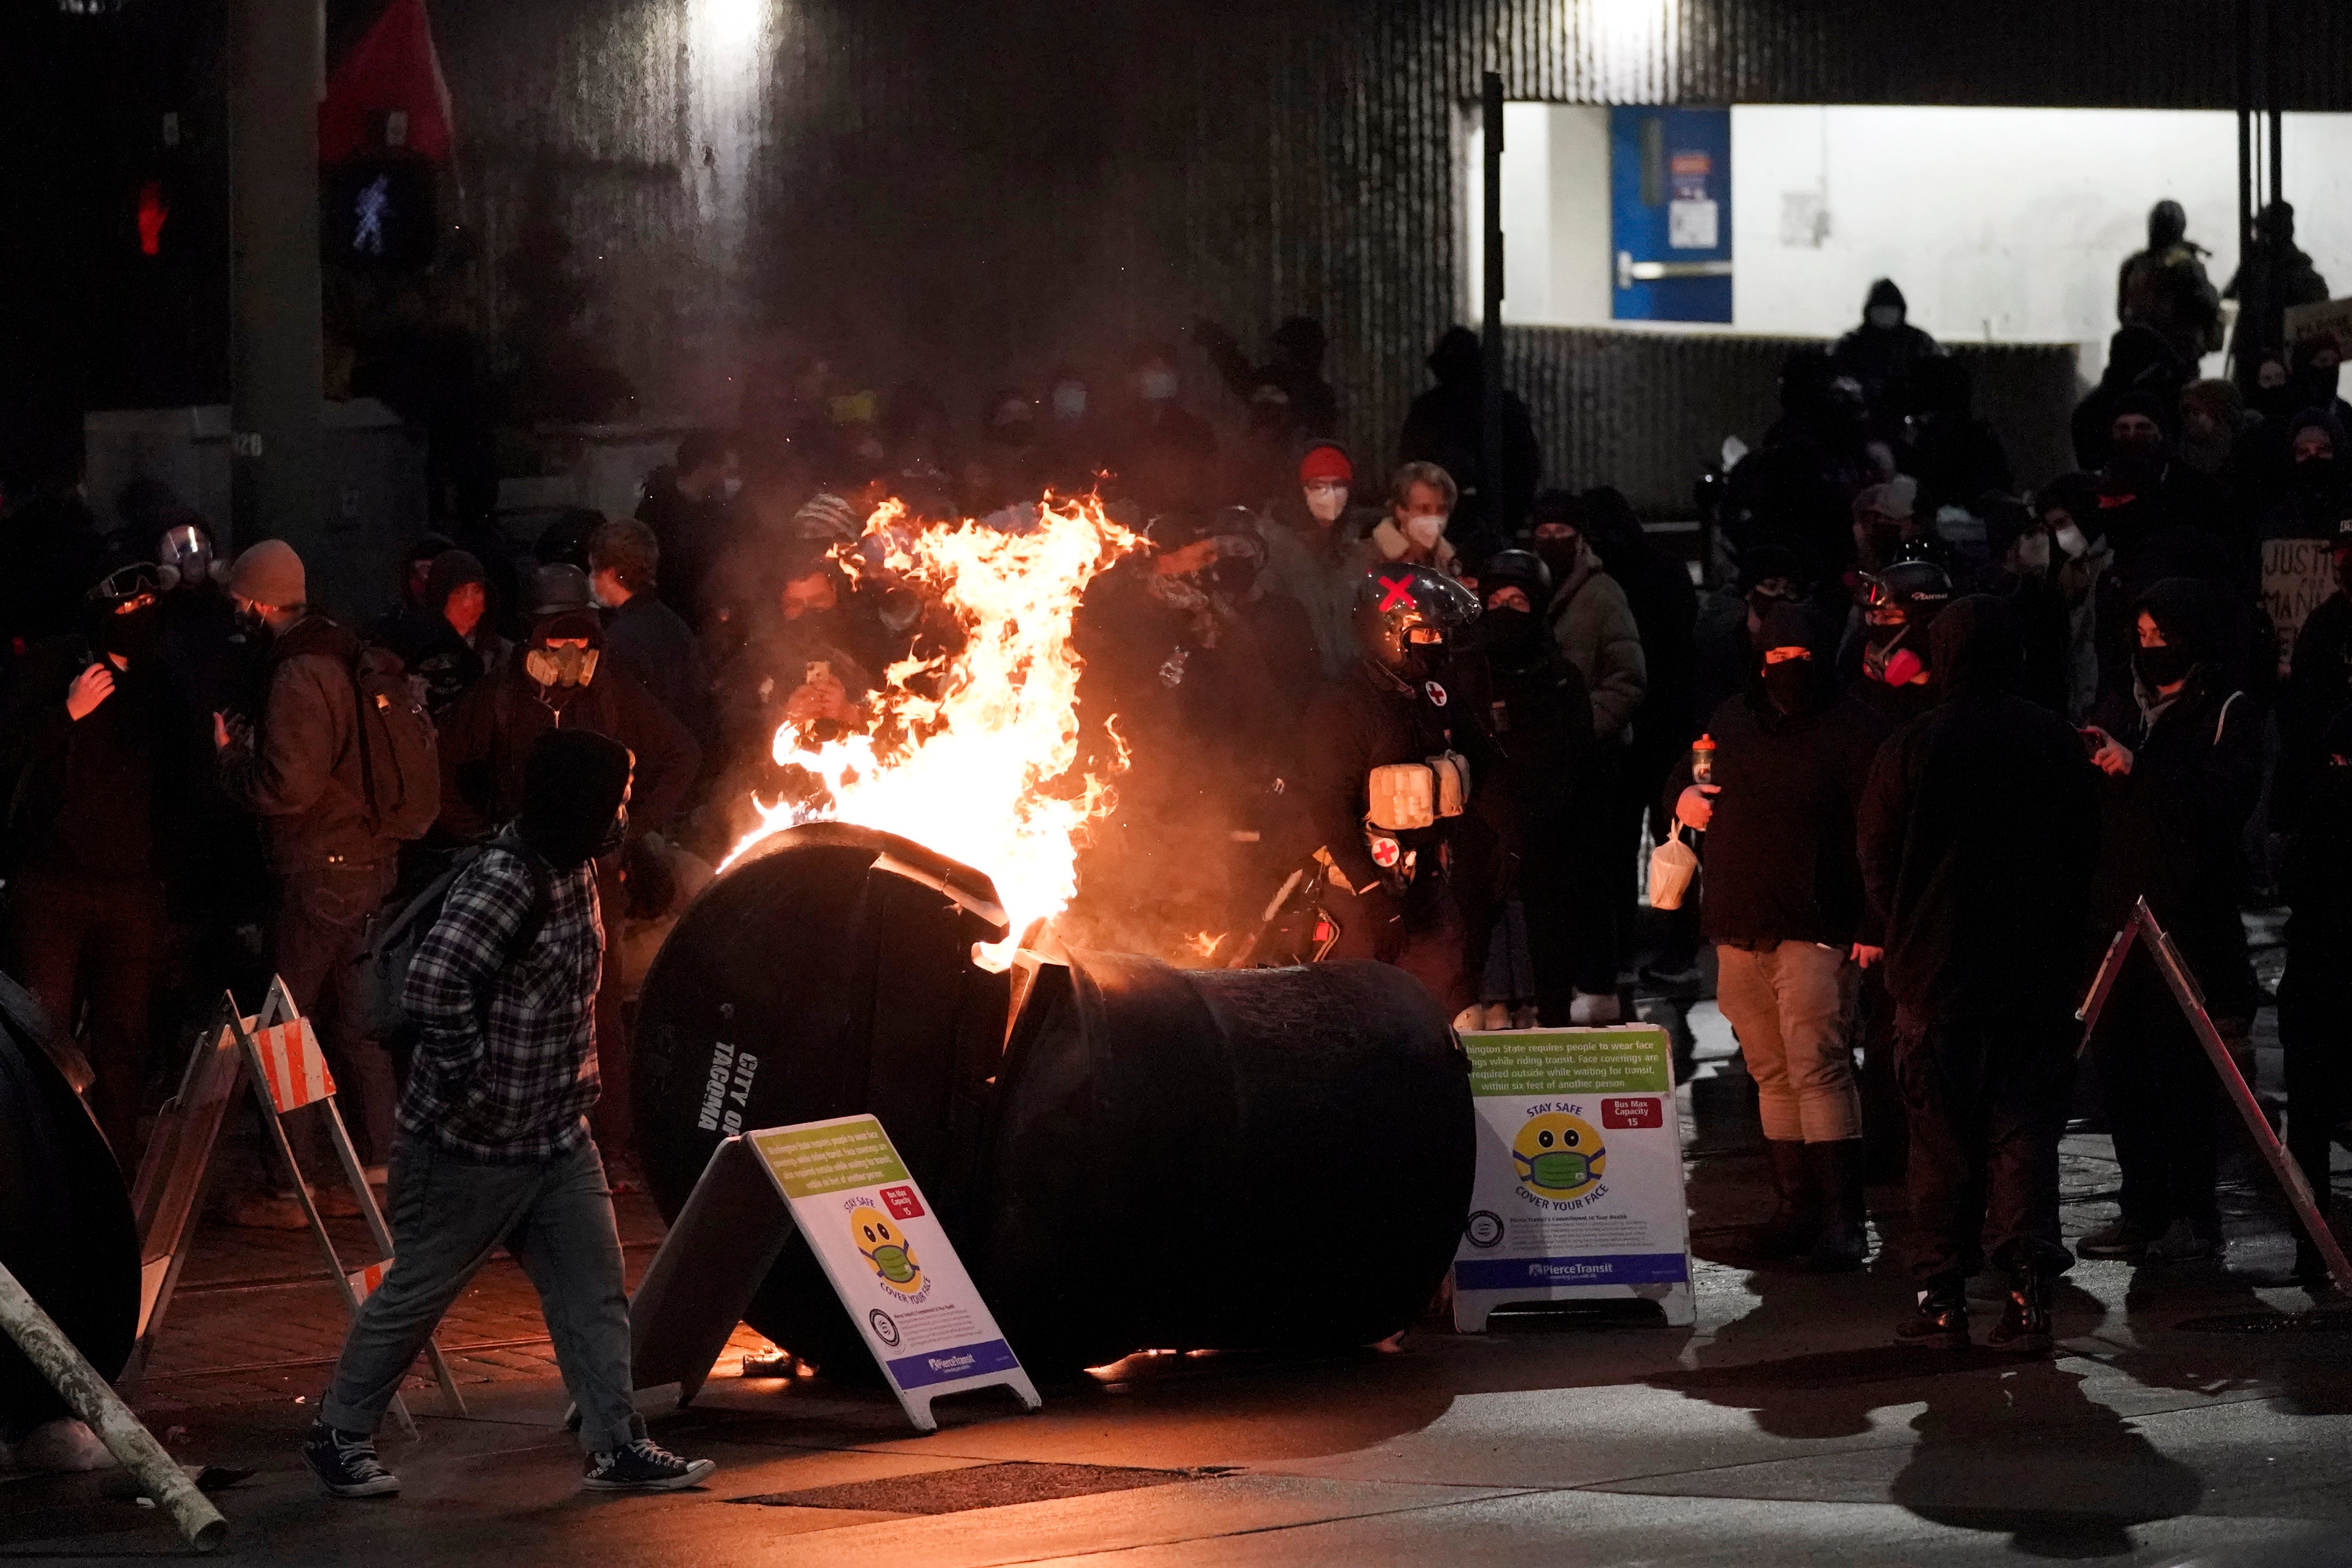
632,823,1474,1372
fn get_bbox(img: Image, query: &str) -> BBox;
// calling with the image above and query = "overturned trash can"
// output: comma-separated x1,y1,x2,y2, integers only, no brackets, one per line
633,823,1474,1372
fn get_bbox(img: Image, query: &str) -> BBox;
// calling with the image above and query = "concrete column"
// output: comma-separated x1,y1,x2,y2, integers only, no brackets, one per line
228,0,323,557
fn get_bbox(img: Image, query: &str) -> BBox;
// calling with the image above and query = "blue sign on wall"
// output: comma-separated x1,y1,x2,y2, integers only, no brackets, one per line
1610,106,1732,323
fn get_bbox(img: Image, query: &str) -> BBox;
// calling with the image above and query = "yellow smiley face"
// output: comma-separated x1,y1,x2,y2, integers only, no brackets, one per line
1511,1111,1605,1198
850,1204,923,1295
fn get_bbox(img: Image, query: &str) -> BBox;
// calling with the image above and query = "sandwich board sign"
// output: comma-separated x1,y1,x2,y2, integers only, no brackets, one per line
1451,1026,1694,1330
628,1113,1039,1432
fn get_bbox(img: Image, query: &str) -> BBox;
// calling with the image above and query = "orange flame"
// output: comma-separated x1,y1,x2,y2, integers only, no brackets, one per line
723,495,1141,968
1182,930,1225,963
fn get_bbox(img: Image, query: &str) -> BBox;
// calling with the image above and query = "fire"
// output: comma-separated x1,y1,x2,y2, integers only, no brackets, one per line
723,495,1141,968
1182,930,1225,963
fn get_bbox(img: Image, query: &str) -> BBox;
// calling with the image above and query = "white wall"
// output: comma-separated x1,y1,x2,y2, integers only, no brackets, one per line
1732,106,2352,382
1465,104,1611,327
1474,103,2352,379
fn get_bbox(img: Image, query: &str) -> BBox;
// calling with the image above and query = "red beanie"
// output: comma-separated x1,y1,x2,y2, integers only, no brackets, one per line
1298,444,1353,485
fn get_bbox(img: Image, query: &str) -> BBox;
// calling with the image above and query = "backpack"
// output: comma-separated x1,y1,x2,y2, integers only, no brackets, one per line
358,834,551,1044
349,646,440,842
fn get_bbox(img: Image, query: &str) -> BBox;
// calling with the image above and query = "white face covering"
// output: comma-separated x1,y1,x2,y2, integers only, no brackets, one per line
721,475,744,501
1866,305,1902,329
1403,512,1446,549
1304,483,1347,522
2016,532,2051,571
2053,522,2089,559
1138,369,1178,402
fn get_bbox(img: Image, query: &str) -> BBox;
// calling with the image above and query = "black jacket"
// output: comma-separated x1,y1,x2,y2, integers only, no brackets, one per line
1859,597,2099,1026
1300,661,1493,893
1666,664,1890,949
0,637,193,885
2276,590,2352,831
2081,580,2262,1012
603,592,713,742
2284,704,2352,955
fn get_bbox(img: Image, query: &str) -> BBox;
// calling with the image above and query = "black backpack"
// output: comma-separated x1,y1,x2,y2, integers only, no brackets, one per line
358,832,551,1043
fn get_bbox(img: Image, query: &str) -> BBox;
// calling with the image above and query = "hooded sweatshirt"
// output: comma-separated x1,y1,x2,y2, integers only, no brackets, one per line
1858,596,2100,1027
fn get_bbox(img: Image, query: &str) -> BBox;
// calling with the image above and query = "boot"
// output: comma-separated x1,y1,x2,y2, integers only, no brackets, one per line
1807,1139,1870,1272
1985,1268,2053,1355
1748,1140,1820,1259
1895,1278,1971,1349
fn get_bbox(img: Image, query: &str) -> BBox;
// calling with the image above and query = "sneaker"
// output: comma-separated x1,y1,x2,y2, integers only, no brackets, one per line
581,1437,716,1493
2143,1217,2219,1263
1480,1002,1511,1031
2074,1216,2164,1260
1894,1286,1971,1350
300,1421,400,1499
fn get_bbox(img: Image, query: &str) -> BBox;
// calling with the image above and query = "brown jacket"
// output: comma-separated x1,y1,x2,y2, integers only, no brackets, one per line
219,614,384,874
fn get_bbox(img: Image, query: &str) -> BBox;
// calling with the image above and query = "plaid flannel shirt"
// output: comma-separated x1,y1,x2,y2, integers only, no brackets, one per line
396,842,604,1162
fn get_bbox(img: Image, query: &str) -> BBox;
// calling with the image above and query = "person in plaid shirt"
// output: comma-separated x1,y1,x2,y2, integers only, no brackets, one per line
302,730,716,1499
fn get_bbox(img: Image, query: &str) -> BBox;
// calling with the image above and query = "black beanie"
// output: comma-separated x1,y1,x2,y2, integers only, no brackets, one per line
518,730,632,870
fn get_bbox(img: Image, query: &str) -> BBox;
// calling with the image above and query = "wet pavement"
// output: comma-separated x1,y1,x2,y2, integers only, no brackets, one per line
3,969,2347,1565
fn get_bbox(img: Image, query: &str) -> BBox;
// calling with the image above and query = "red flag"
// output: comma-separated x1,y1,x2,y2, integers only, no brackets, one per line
319,0,456,166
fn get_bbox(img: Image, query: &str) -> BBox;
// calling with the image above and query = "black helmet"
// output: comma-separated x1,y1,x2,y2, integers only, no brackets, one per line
1478,548,1552,609
1862,558,1953,625
1353,563,1479,679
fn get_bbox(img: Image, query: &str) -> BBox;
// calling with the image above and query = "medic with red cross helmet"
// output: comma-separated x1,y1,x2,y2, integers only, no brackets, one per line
1278,561,1501,1011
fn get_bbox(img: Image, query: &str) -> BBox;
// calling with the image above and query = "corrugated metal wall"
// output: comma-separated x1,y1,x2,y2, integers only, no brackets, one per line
429,0,2352,500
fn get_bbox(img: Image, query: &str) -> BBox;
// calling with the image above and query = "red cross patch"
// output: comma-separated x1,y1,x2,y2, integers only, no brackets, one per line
1377,575,1415,612
1425,681,1448,706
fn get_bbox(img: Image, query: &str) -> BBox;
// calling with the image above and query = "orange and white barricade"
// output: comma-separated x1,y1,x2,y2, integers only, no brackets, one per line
125,976,464,1433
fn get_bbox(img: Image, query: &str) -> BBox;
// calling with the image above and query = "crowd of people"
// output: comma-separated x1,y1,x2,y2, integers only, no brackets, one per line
1,204,2349,1481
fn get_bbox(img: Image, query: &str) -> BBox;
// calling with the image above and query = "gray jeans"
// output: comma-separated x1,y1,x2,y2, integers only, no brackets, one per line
320,1134,643,1454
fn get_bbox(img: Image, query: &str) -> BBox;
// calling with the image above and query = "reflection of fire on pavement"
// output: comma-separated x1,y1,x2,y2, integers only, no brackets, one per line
725,497,1140,969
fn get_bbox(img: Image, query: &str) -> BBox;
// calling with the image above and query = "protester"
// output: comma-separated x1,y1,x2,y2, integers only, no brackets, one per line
1192,315,1338,441
1528,491,1646,745
1397,326,1540,560
1465,549,1597,1026
2117,200,2223,371
2078,579,2261,1262
1259,441,1380,678
1846,559,1951,730
1859,596,2099,1349
2274,515,2352,837
1694,544,1809,722
2073,325,2196,473
1900,357,2013,518
437,565,701,1187
213,541,412,1220
635,430,742,631
1107,343,1218,515
302,729,716,1499
2277,704,2352,1282
1297,565,1494,1011
2225,201,2330,397
588,517,712,743
0,563,192,1157
1720,347,1878,584
1375,461,1465,576
1831,278,1940,420
378,549,499,724
1668,603,1888,1269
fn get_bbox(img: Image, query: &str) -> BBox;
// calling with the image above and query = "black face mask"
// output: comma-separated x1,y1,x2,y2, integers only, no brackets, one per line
594,803,629,862
1531,538,1578,582
2109,442,2165,485
1482,605,1542,656
1761,661,1812,713
2296,455,2337,491
2136,642,2192,690
96,604,161,664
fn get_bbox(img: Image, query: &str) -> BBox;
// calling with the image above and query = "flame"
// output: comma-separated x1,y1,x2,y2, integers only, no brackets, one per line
723,495,1141,968
1182,930,1226,963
